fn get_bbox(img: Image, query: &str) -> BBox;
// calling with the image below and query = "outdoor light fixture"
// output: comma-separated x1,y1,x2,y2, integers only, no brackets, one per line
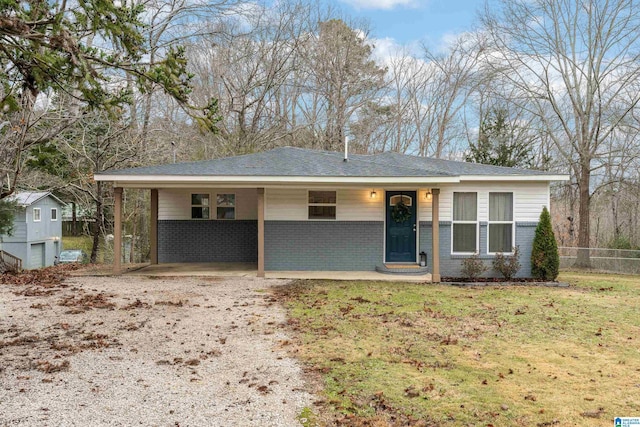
370,190,377,199
425,190,432,201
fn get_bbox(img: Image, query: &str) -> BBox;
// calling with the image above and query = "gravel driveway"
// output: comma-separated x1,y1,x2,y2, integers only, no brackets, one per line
0,275,312,426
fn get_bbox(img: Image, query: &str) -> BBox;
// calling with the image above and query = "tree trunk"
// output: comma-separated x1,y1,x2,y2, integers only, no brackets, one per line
90,181,103,263
72,202,77,236
129,193,140,263
575,162,591,268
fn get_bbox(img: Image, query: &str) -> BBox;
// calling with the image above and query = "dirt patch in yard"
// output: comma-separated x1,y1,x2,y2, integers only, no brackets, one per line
0,269,312,426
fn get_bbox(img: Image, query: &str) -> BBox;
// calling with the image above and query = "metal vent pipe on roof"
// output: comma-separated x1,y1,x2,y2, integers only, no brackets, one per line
344,136,349,162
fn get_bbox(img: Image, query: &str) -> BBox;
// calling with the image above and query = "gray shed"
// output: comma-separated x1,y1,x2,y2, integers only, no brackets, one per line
1,192,64,269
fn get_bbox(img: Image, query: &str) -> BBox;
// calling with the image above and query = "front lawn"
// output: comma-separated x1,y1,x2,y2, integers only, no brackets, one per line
275,272,640,426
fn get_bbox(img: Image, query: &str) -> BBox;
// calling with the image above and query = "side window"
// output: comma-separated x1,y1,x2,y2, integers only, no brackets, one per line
191,194,210,219
51,208,58,221
33,208,42,222
216,194,236,219
488,192,514,253
308,191,336,220
452,192,477,253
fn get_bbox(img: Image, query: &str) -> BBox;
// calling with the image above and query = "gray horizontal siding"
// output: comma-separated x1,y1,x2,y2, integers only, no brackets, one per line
158,220,257,263
265,221,384,271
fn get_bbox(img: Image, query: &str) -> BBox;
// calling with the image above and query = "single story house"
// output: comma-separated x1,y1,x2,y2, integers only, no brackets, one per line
0,192,64,269
94,147,568,280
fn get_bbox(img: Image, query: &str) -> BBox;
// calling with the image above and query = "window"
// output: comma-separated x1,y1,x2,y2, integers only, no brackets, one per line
389,194,413,206
489,192,514,253
308,191,336,220
216,194,235,219
33,208,41,222
51,208,58,221
452,192,477,253
191,194,210,219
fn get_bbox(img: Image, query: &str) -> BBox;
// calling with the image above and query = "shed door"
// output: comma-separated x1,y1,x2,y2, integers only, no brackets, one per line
30,243,45,269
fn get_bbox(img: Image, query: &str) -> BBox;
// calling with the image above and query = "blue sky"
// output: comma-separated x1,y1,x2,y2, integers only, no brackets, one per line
340,0,482,46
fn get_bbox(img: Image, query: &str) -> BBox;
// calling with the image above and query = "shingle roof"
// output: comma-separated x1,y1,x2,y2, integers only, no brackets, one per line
8,191,64,206
98,147,553,178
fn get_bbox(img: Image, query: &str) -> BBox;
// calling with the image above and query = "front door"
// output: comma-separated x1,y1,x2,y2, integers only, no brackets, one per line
386,191,417,263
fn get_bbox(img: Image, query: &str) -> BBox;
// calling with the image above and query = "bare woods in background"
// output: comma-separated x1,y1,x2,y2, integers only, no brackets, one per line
3,0,640,265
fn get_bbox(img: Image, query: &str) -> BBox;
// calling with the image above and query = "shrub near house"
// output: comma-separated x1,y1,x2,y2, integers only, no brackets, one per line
531,207,560,281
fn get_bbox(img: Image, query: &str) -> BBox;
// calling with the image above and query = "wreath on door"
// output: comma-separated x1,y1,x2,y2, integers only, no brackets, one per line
391,201,412,223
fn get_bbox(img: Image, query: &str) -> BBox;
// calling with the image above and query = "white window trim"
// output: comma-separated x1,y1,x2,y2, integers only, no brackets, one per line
487,192,515,255
451,192,478,255
33,208,41,222
308,190,337,221
215,193,236,220
51,208,58,221
191,193,210,220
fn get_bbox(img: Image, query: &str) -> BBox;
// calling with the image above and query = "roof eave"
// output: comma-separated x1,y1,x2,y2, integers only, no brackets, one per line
93,174,461,187
460,174,570,182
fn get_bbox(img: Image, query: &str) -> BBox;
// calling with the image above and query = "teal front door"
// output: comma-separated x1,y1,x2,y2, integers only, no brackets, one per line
386,191,417,262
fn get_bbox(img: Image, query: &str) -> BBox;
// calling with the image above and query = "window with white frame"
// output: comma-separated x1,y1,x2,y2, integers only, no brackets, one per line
308,191,336,220
216,194,235,219
488,192,514,253
191,194,210,219
51,208,58,221
452,192,477,253
33,208,41,222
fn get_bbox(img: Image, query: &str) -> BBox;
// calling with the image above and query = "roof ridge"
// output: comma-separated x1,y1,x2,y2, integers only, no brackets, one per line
378,151,544,173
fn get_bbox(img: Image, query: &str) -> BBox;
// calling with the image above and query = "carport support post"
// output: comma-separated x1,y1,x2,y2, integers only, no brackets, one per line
114,187,123,274
257,188,265,277
150,189,158,264
431,188,440,282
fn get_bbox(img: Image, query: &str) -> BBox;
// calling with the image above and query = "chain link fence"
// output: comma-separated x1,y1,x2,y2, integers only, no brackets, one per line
559,247,640,274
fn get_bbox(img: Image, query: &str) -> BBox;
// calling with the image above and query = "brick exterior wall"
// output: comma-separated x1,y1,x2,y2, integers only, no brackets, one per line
419,221,537,278
158,220,257,263
264,221,384,271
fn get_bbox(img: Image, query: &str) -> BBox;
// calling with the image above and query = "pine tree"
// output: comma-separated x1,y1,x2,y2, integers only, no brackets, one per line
531,207,560,280
0,199,17,235
466,108,534,168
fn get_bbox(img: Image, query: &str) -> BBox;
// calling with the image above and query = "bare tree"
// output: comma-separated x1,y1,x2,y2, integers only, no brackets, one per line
417,33,486,158
304,19,387,150
482,0,640,266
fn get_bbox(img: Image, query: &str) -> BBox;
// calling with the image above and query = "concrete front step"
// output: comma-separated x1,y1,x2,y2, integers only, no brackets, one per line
375,264,430,275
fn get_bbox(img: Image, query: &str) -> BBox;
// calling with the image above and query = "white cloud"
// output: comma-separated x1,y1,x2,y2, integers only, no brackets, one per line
370,36,423,66
340,0,421,11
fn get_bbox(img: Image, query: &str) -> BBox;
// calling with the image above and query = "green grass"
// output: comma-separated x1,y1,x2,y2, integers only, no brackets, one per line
62,235,105,262
275,272,640,426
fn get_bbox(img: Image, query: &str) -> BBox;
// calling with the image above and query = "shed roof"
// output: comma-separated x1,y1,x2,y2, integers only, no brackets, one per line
8,191,64,207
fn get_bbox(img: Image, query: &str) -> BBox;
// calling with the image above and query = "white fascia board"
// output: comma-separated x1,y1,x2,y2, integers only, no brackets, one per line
460,174,570,182
94,174,461,187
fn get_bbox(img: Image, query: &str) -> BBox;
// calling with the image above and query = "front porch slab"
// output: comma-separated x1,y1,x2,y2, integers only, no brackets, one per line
118,262,432,282
265,270,432,282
